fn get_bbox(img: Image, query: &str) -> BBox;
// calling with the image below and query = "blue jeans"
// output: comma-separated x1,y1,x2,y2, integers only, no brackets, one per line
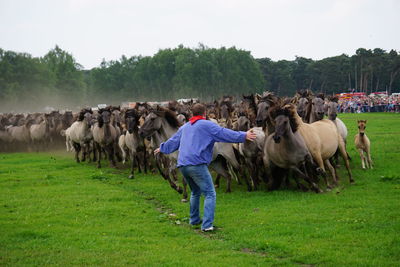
179,164,216,230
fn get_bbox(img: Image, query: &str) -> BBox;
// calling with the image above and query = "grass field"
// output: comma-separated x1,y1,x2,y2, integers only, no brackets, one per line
1,113,400,266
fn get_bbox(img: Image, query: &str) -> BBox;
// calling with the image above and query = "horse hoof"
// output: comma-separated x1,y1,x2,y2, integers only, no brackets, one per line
214,184,219,188
181,198,188,203
128,175,134,179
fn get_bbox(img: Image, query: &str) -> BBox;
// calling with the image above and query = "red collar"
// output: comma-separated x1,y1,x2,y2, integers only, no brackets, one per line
189,115,206,125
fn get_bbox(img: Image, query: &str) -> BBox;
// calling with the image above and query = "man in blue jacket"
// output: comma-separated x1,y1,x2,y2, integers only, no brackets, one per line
154,103,256,232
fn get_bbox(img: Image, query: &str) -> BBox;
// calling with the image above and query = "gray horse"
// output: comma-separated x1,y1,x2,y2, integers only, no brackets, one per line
264,106,322,192
92,108,119,168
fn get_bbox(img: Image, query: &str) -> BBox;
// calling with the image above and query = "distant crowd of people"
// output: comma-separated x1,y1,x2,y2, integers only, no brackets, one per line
338,94,400,113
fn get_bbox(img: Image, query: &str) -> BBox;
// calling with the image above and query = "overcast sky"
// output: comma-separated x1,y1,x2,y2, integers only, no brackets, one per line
1,0,399,69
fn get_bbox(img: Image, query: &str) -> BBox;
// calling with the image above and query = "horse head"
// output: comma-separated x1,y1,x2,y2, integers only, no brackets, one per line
255,93,278,128
297,97,309,119
98,108,111,127
311,94,325,121
270,105,298,144
139,107,164,138
237,113,251,132
125,109,140,134
139,106,180,138
326,96,339,120
357,120,367,136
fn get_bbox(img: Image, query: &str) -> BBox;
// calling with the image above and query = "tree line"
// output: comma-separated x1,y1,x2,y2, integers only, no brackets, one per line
1,45,400,112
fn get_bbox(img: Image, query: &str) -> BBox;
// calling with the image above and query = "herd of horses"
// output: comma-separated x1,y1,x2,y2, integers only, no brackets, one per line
0,90,373,201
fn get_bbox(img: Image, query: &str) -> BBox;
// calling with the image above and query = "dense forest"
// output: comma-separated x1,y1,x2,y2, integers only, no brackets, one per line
1,45,400,112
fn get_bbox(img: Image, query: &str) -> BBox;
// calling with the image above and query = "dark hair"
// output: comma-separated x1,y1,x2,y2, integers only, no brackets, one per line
192,103,206,116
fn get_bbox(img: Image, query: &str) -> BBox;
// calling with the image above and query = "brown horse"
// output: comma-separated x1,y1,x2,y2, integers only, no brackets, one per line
218,96,234,129
138,106,187,200
354,120,373,169
264,105,322,192
121,108,148,178
239,94,258,127
295,89,312,122
288,104,353,187
92,108,119,168
305,93,325,123
255,92,279,135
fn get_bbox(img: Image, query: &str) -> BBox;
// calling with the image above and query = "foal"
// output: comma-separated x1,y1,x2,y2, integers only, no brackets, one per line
354,120,373,169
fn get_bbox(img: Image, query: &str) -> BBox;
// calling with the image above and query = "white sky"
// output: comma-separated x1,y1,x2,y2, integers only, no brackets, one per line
1,0,399,69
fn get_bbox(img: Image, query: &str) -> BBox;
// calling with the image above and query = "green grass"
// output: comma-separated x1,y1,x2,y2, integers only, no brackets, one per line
1,113,400,266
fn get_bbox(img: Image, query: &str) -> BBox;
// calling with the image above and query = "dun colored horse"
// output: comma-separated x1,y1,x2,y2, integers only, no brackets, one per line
288,104,354,188
354,120,373,169
139,106,187,200
264,105,322,192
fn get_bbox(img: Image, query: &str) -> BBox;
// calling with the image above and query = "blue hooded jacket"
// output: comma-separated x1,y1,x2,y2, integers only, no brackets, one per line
159,120,246,167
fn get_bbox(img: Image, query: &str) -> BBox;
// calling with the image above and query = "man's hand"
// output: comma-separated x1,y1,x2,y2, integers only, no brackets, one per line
154,148,161,155
246,129,257,141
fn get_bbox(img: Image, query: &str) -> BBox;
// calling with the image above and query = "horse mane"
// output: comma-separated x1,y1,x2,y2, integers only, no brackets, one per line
125,108,139,120
219,98,234,113
242,94,257,114
154,107,182,128
297,89,314,98
259,92,278,104
269,105,299,132
304,98,313,123
328,95,339,102
168,101,179,112
316,93,325,100
78,111,85,121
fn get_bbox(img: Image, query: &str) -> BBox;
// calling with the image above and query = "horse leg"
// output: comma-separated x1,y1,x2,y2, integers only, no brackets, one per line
114,143,122,162
120,145,126,164
129,150,135,179
333,149,340,168
210,157,233,192
214,174,221,189
248,161,259,191
96,143,102,168
338,139,354,183
268,163,285,190
136,155,142,173
290,169,307,191
92,141,97,162
88,142,93,163
81,143,87,162
324,159,337,188
227,162,240,186
73,143,81,163
358,149,365,169
155,155,183,193
295,166,323,193
181,176,188,202
108,144,116,168
154,158,183,194
143,150,148,174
